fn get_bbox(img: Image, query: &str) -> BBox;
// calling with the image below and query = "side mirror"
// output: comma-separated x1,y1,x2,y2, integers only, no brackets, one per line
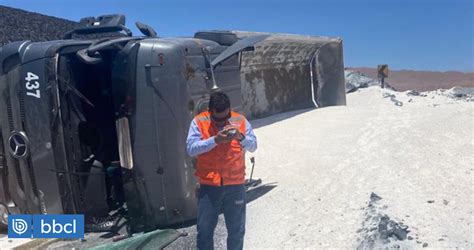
136,22,157,37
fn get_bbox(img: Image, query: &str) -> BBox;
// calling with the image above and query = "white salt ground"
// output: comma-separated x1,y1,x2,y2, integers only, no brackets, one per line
244,86,473,249
2,86,472,249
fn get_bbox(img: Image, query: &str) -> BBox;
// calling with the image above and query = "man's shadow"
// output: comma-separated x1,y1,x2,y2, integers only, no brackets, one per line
157,183,278,249
245,182,277,204
167,182,278,229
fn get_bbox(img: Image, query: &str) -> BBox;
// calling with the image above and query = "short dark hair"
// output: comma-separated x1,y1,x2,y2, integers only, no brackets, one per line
208,92,230,113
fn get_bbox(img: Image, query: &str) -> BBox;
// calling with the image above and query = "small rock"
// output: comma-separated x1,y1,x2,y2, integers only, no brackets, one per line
427,200,435,204
370,192,382,202
443,200,449,205
390,96,403,106
439,238,444,241
422,243,428,247
408,236,414,240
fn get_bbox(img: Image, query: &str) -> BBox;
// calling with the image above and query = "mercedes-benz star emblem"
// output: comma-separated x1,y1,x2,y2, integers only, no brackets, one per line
8,131,29,159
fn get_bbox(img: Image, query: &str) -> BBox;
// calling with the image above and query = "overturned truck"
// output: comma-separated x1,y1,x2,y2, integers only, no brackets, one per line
0,15,345,232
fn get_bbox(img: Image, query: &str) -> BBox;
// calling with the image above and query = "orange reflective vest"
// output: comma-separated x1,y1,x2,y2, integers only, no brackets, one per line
194,110,247,186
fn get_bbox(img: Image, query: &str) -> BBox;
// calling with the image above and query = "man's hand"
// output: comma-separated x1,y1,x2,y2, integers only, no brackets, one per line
214,130,231,144
224,125,243,141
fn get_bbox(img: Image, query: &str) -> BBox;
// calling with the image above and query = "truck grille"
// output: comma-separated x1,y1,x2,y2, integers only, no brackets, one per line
5,95,14,131
5,94,25,191
19,94,39,196
0,130,5,173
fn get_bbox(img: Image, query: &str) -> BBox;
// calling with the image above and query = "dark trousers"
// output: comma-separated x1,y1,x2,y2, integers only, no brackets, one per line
197,184,246,250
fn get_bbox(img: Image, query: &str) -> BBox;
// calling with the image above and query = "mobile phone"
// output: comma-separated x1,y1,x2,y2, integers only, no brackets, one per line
226,128,237,136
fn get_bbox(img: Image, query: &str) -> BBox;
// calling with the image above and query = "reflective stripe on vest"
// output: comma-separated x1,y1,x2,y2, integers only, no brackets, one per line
194,111,247,186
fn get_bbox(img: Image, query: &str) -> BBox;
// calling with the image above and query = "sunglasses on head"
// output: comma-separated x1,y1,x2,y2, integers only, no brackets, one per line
211,112,231,122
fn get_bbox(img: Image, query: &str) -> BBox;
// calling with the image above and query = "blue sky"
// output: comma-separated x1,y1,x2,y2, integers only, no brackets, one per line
1,0,472,72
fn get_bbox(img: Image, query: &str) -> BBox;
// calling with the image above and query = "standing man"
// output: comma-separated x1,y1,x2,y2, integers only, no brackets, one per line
186,91,257,250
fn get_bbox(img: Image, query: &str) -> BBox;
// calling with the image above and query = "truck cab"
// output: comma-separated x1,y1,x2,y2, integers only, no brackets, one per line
0,15,262,232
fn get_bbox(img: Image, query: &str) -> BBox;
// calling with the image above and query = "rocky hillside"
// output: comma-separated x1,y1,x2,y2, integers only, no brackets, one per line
348,67,473,91
0,5,78,46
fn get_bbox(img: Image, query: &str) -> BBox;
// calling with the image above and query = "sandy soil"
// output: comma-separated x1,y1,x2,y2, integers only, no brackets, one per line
244,86,473,248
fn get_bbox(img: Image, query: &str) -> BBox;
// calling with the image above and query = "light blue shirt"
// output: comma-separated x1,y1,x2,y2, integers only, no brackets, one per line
186,118,257,157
